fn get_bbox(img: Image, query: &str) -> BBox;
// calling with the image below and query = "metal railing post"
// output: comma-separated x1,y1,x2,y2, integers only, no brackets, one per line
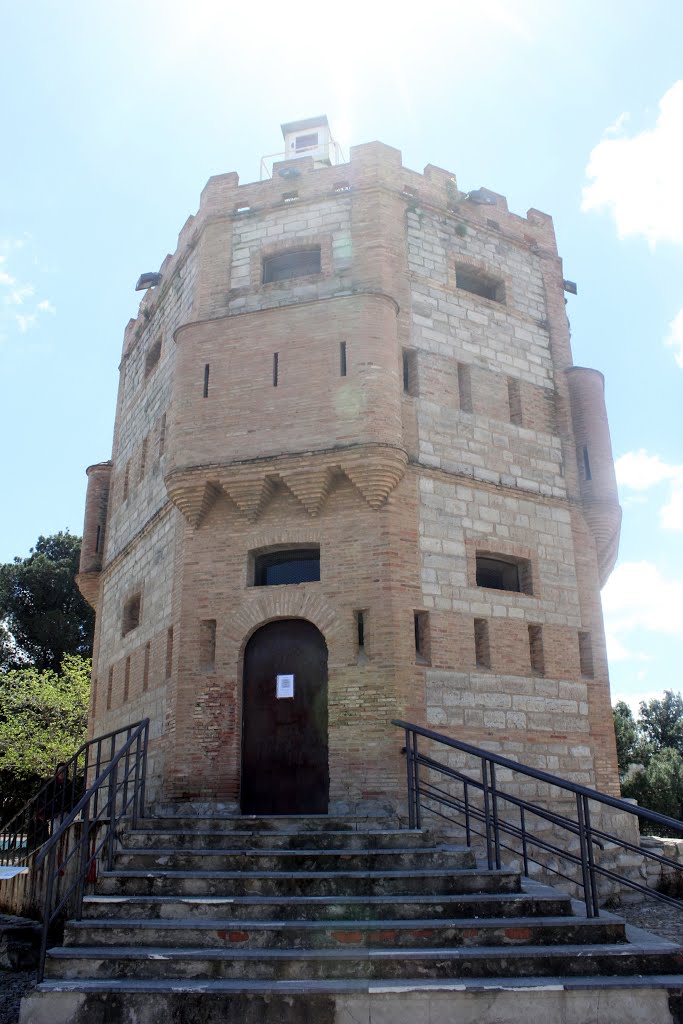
489,761,502,870
576,792,594,917
481,756,494,871
105,762,118,871
405,728,415,829
412,732,422,830
583,795,599,917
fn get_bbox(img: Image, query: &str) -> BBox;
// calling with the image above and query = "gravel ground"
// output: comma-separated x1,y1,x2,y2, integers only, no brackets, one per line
0,899,681,1024
0,968,36,1024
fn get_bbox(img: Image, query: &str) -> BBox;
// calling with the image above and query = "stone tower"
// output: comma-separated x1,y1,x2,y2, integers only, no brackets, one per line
77,118,622,812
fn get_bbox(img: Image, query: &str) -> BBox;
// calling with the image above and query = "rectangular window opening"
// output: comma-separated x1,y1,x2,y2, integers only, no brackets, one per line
200,619,217,671
123,461,131,502
165,627,174,680
203,363,210,398
528,624,545,676
253,547,320,587
508,378,523,426
582,445,592,481
458,362,472,413
106,667,114,711
403,349,418,396
474,618,491,669
273,352,279,387
414,611,431,665
122,593,141,636
95,524,102,554
340,341,347,377
455,264,505,303
283,191,299,204
476,554,533,595
145,336,162,378
579,631,594,678
295,132,318,151
143,641,151,693
263,248,321,284
123,656,131,703
334,181,351,193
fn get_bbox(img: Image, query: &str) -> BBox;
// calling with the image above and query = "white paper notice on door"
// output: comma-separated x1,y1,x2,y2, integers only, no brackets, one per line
276,674,295,699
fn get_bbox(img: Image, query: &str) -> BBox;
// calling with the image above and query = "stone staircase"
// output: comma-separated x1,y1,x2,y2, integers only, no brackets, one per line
20,814,683,1023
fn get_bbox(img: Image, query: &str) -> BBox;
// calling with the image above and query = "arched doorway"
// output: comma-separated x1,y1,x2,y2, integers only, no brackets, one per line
241,618,329,814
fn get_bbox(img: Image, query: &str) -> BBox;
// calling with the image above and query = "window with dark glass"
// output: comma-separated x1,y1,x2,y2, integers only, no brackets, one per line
262,248,321,284
476,554,532,595
254,548,321,586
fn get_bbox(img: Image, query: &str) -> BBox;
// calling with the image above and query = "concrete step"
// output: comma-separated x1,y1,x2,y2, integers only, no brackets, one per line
112,844,475,873
81,887,572,922
119,828,435,851
64,914,627,950
43,940,683,982
135,815,397,833
20,976,683,1024
95,866,522,898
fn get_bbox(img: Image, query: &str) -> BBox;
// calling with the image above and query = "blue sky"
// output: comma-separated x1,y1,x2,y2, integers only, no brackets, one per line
1,1,681,712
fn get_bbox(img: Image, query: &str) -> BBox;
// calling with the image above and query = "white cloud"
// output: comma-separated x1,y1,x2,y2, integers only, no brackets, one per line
36,299,56,314
602,561,683,638
582,81,683,246
0,270,16,287
615,449,683,530
15,314,37,333
666,309,683,368
5,284,34,306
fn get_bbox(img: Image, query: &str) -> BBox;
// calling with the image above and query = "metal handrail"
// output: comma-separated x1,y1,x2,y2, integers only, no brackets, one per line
393,719,683,917
0,720,148,866
4,719,150,980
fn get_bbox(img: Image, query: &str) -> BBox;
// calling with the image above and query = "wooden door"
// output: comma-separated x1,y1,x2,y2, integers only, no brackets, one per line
241,619,329,814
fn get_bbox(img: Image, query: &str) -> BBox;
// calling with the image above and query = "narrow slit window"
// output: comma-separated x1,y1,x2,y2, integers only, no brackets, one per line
528,624,545,675
95,524,102,554
508,378,523,426
123,461,130,501
403,349,418,396
139,436,148,481
273,352,279,387
123,656,131,703
106,666,114,711
474,618,491,669
200,619,217,670
203,363,210,398
414,611,430,664
340,341,347,377
579,631,594,678
582,445,592,481
143,641,151,693
356,610,366,652
165,627,174,679
458,362,472,413
159,412,166,459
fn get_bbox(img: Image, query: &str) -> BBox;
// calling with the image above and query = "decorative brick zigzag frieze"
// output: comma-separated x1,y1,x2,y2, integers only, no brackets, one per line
164,445,408,527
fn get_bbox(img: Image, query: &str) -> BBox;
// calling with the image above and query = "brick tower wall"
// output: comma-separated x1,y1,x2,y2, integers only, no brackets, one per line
79,137,621,807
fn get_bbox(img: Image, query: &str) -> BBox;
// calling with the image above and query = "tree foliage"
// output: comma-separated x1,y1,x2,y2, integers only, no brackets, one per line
0,532,94,672
638,691,683,756
0,655,90,823
614,690,683,830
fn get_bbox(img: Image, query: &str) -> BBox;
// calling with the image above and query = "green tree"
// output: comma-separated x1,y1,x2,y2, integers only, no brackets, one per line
622,747,683,832
0,655,90,823
638,691,683,756
613,701,639,777
0,532,94,672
